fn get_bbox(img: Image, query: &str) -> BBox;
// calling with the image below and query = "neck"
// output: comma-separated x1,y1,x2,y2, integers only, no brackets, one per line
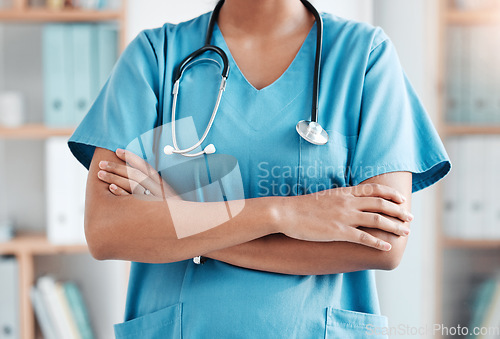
218,0,315,38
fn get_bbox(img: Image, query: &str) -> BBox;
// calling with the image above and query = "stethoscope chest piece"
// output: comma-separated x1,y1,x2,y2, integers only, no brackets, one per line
296,120,329,145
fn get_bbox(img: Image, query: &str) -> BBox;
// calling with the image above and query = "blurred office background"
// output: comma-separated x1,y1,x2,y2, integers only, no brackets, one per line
0,0,499,338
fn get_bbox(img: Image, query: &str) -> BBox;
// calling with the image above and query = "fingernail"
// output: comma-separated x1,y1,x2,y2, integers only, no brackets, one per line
98,170,106,179
110,184,117,190
116,148,125,155
407,213,414,222
99,161,108,169
383,242,392,251
402,227,411,236
401,195,406,202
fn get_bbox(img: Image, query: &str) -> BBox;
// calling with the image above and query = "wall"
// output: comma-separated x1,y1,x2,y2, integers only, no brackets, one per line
315,0,373,23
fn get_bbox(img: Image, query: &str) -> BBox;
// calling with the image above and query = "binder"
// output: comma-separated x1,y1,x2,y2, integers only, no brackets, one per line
37,276,74,339
462,136,486,238
467,278,498,339
46,137,87,245
496,26,500,125
491,137,500,239
462,27,472,124
97,23,119,90
72,24,96,126
481,281,500,339
64,282,95,339
31,286,57,339
0,256,19,339
43,24,74,127
55,283,81,339
442,137,461,237
469,26,494,125
484,137,496,239
446,26,463,124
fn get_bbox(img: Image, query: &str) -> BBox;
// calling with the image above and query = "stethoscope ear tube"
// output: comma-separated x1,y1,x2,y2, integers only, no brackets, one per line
174,45,230,82
300,0,323,125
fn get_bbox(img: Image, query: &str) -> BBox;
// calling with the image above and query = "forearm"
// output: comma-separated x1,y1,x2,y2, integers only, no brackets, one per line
86,148,279,263
207,172,412,275
206,228,407,275
86,190,279,263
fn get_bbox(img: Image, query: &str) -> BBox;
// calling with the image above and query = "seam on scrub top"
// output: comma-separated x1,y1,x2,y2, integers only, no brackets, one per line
142,30,159,65
369,38,389,54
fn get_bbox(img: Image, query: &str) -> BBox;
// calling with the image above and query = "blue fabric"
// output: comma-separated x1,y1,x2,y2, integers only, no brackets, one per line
68,11,450,339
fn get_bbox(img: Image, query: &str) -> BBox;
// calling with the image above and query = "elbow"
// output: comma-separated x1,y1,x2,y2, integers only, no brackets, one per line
84,208,115,261
378,241,406,271
379,252,403,271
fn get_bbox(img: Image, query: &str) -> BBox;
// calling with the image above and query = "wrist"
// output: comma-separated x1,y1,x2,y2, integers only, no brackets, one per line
264,196,290,235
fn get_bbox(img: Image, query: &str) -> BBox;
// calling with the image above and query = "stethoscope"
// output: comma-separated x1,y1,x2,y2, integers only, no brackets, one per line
163,0,329,158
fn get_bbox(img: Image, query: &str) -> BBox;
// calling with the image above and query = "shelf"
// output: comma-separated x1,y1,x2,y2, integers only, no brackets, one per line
443,237,500,249
0,124,75,139
442,125,500,136
0,8,122,22
447,9,500,25
0,234,88,255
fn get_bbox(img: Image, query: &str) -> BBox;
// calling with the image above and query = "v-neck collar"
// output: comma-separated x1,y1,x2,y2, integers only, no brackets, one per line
211,22,316,131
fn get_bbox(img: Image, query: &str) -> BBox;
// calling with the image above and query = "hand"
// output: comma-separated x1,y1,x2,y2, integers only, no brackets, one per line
277,184,413,251
96,148,180,200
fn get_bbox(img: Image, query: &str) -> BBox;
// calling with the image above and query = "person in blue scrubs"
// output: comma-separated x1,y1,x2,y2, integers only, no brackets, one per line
68,0,451,337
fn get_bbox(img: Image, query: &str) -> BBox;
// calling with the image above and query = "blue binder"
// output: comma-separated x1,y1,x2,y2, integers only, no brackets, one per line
97,23,119,90
0,256,19,339
72,24,95,126
43,24,74,127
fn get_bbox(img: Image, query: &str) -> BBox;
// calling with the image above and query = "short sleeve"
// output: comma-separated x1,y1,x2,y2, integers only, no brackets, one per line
349,34,451,193
68,30,160,169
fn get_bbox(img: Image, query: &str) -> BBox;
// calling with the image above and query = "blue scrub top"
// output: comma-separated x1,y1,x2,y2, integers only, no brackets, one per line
69,12,450,339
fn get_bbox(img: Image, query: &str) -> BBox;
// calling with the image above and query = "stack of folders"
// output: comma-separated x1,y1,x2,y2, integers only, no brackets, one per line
31,276,95,339
443,136,500,239
467,275,500,339
43,23,118,127
45,137,88,245
0,256,19,339
445,24,500,125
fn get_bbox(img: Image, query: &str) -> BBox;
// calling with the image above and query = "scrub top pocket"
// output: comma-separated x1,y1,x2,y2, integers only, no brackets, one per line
299,129,357,194
325,307,388,339
114,303,182,339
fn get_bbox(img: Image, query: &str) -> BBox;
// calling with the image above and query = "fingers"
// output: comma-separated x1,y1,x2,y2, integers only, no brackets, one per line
345,227,392,251
357,197,413,223
99,161,160,196
351,183,406,204
109,183,130,196
97,170,145,195
355,211,410,237
115,149,162,185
